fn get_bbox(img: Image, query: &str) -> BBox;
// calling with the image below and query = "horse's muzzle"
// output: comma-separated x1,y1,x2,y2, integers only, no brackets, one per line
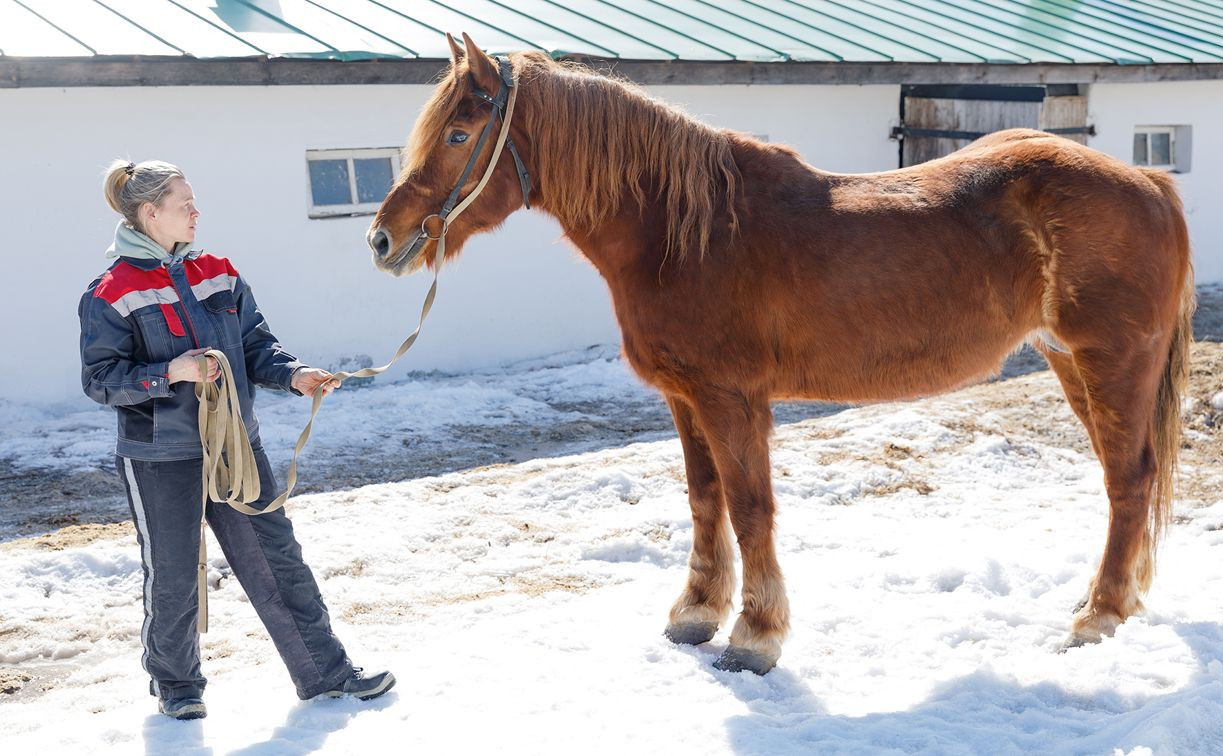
368,226,392,260
367,225,426,277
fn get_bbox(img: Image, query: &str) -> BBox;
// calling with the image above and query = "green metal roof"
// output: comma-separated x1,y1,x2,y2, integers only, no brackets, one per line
2,0,1222,64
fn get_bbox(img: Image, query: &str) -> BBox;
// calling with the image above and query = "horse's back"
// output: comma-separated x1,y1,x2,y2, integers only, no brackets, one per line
725,129,1189,401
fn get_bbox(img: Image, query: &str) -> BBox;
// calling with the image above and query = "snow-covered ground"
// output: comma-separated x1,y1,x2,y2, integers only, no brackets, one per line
3,348,1223,755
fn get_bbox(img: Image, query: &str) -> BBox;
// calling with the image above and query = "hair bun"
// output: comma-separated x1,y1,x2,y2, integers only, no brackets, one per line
103,158,184,231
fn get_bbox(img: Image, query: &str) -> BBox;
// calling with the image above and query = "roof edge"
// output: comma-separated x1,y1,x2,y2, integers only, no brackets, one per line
2,56,1223,88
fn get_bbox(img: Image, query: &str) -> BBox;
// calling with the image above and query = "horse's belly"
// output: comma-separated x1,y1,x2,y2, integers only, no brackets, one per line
774,327,1031,403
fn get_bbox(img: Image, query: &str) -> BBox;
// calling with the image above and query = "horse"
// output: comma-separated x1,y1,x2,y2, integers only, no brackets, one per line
367,33,1195,675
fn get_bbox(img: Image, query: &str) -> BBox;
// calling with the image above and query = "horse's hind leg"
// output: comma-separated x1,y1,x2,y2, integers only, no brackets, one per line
1036,344,1101,458
688,389,789,674
1061,343,1165,647
1036,345,1107,612
664,396,736,645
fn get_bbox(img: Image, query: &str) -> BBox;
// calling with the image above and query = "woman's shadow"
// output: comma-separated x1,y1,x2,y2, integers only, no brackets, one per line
142,716,210,756
142,692,398,756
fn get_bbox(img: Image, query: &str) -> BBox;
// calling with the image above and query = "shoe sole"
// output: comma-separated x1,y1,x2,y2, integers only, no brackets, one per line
324,672,396,701
159,703,207,720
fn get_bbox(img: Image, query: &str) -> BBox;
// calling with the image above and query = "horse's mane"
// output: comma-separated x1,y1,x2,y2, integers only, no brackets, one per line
404,53,740,261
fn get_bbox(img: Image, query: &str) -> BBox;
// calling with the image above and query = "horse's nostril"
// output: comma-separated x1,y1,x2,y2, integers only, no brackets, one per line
370,228,391,259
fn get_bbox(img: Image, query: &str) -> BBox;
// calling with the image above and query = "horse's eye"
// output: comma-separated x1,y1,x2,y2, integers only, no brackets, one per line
447,131,469,145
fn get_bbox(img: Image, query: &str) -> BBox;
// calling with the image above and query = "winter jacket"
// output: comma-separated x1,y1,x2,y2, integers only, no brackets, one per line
79,253,302,460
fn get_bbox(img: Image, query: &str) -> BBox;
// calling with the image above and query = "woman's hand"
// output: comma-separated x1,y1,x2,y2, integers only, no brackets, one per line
291,368,341,398
167,348,220,383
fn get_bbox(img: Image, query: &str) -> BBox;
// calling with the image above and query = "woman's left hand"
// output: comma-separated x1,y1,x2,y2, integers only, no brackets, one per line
292,368,341,398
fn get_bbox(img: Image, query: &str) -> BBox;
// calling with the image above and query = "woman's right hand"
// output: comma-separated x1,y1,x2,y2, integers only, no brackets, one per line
167,348,221,384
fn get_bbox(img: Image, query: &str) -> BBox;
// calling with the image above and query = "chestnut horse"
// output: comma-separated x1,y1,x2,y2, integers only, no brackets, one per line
368,34,1194,674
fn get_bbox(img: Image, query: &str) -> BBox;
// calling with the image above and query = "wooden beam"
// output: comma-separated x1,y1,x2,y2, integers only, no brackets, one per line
0,57,450,88
2,56,1223,88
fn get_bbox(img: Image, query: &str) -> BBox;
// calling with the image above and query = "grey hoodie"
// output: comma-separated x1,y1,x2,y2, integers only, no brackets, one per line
105,221,196,261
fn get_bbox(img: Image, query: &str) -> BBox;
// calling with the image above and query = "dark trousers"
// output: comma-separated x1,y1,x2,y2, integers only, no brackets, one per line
116,449,353,700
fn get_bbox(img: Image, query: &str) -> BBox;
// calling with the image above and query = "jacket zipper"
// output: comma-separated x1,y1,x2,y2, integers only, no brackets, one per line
165,265,202,348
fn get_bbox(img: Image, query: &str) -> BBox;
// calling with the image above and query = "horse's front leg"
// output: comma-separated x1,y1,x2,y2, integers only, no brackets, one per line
690,389,789,675
663,396,736,645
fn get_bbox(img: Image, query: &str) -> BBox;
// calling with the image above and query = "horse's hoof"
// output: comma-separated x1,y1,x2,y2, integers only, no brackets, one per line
1058,632,1100,653
713,646,776,675
664,621,718,646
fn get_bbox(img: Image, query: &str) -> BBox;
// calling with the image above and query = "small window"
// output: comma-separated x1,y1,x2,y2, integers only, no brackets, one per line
306,148,400,217
1133,126,1191,172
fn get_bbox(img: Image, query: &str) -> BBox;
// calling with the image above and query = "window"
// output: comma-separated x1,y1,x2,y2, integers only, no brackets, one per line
306,148,400,217
1133,126,1192,172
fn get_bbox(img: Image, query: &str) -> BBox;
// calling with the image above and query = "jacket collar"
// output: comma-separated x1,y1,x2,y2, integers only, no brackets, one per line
117,255,172,271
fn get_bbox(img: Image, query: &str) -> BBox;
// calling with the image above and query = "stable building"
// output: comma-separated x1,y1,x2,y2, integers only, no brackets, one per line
3,0,1221,403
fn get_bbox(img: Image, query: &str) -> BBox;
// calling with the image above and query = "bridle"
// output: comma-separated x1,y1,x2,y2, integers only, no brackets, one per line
398,55,532,267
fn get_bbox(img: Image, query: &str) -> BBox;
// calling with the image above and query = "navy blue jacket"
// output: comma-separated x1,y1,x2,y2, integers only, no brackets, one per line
79,253,302,460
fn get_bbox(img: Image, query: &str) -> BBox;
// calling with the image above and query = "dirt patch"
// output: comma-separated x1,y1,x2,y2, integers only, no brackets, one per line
340,572,602,623
321,558,368,579
1176,341,1223,508
959,341,1222,506
0,462,128,539
865,477,936,497
0,664,72,702
0,668,32,695
341,600,424,624
0,522,134,553
424,572,603,605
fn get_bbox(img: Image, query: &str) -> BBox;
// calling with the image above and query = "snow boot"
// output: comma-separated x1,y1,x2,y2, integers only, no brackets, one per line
322,668,395,701
159,696,207,720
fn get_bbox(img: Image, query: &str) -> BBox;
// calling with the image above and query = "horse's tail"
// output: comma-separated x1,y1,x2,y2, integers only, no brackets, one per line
1144,167,1195,581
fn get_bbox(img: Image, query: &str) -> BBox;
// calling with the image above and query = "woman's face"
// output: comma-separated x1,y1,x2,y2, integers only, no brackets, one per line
143,178,199,247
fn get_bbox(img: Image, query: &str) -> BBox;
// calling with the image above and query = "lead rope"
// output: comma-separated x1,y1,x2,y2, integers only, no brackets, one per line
190,73,521,633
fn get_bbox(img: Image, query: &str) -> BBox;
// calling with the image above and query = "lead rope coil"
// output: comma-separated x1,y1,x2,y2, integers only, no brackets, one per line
191,268,437,633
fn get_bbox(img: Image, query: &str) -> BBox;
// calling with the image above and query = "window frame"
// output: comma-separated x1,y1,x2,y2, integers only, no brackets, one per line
306,147,401,218
1133,126,1177,171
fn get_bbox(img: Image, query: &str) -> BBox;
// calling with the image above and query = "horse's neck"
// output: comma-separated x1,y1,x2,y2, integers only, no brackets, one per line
555,210,656,283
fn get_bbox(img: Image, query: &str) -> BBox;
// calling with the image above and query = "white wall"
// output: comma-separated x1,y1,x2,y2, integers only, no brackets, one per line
1087,80,1223,284
0,82,899,403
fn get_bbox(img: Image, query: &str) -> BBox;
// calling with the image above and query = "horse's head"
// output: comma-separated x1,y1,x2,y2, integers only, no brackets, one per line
367,33,531,276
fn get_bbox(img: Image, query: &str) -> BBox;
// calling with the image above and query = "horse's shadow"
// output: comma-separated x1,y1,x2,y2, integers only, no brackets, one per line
702,622,1223,755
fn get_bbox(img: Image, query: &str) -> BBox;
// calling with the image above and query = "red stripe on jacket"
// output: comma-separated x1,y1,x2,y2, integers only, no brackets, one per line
185,254,238,286
92,261,173,305
93,255,238,307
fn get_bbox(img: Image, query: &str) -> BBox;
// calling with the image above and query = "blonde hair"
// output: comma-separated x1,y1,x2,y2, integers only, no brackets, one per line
103,159,185,232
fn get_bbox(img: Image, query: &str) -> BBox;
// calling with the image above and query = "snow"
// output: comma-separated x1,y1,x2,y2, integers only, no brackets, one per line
3,348,1223,755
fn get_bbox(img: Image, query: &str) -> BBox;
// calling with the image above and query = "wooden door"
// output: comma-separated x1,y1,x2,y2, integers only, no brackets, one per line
895,84,1091,167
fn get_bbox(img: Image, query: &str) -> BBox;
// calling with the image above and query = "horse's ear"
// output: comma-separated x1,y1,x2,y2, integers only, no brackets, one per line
461,32,501,96
446,32,464,64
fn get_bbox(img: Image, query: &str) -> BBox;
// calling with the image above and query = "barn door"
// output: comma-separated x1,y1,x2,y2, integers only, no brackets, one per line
894,84,1092,167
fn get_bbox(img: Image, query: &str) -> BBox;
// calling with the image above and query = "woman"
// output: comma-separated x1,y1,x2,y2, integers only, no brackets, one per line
79,159,394,720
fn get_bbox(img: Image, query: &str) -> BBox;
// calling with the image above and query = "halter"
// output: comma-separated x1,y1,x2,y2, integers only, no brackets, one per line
401,55,532,264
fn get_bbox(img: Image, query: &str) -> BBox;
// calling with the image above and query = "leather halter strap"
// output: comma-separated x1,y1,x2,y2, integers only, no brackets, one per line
405,55,531,261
